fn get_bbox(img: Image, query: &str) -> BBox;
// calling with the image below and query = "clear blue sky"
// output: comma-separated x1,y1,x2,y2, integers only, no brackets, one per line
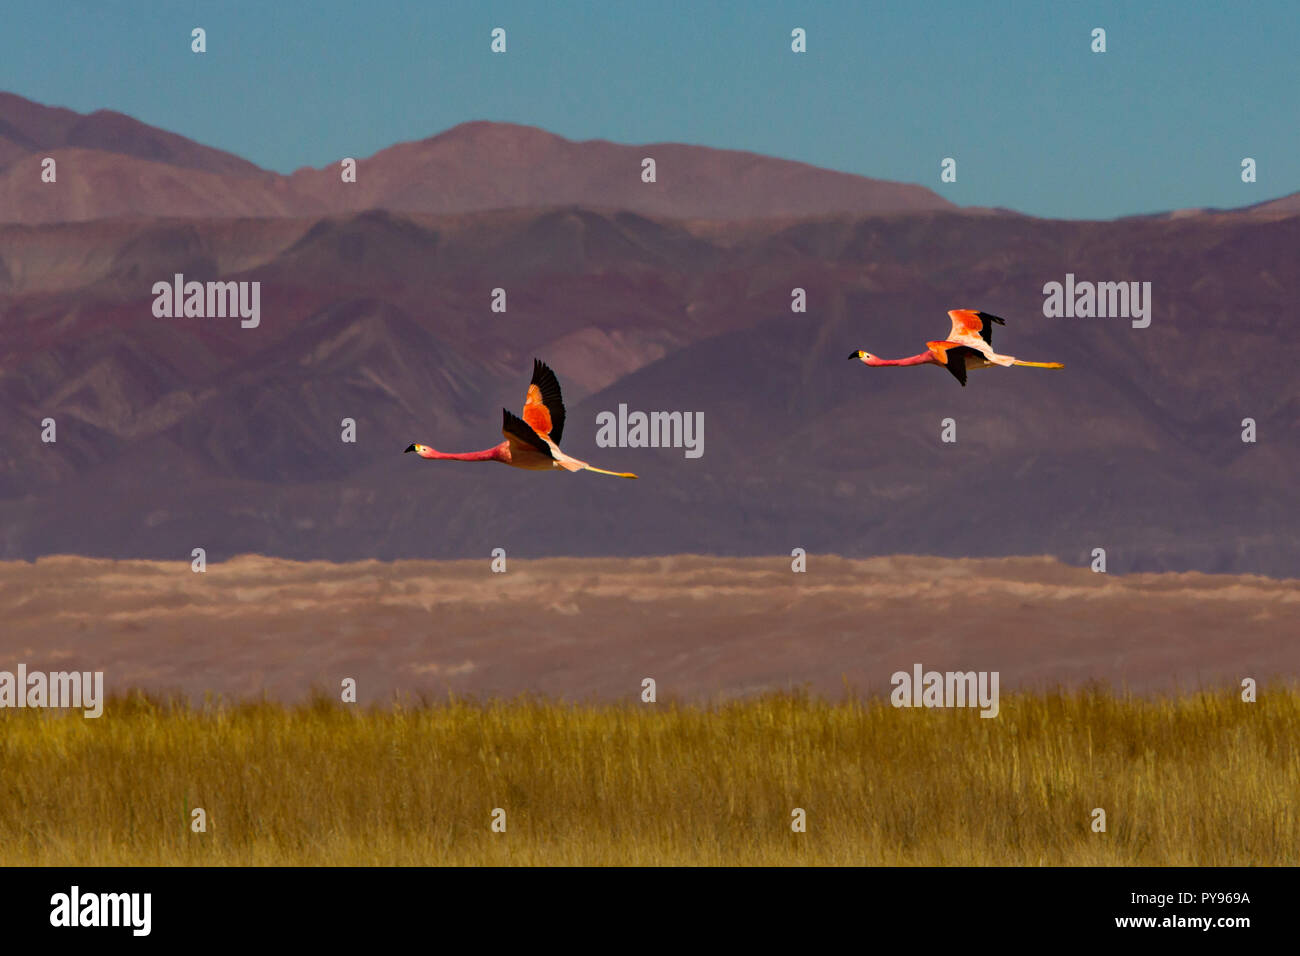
3,0,1296,218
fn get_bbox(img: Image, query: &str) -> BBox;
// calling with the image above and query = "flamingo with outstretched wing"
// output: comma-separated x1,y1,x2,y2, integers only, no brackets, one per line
849,310,1063,386
405,359,637,478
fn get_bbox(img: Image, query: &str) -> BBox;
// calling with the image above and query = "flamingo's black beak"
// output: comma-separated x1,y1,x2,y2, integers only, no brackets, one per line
847,351,862,360
404,444,417,453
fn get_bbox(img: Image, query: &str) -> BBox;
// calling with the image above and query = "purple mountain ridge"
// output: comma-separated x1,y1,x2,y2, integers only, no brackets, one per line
0,92,1297,574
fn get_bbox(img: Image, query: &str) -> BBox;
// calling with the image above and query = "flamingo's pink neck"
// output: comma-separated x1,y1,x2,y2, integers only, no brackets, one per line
868,352,935,367
420,444,506,462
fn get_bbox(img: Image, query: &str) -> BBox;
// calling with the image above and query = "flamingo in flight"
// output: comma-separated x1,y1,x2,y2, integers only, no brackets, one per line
849,310,1063,386
405,359,638,479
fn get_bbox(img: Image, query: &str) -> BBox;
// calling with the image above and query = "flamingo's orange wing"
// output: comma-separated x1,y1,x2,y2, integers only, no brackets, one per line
502,409,554,458
522,359,566,444
947,309,1004,347
926,341,975,387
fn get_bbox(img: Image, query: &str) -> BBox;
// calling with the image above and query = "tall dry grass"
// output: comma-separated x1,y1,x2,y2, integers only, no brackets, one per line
1,688,1295,865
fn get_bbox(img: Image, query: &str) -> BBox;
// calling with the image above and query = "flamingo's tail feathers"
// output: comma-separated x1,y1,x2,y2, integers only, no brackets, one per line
584,465,639,479
1013,360,1064,369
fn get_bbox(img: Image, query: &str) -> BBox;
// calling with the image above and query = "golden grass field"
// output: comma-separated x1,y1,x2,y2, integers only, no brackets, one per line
2,688,1296,866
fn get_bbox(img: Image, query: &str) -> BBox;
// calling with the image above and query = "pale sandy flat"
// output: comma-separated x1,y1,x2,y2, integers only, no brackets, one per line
0,555,1294,704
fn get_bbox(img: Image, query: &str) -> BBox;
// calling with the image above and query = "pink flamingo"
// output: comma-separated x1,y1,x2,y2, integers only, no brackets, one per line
850,310,1063,386
405,359,637,478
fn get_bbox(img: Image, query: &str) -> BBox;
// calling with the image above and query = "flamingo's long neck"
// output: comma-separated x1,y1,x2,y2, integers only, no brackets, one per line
421,445,505,462
869,352,935,367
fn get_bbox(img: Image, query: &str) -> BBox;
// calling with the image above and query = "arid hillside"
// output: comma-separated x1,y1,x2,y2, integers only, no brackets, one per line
1,207,1298,574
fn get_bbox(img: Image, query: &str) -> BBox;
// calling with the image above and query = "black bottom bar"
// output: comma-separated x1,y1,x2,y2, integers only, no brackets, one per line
2,866,1287,943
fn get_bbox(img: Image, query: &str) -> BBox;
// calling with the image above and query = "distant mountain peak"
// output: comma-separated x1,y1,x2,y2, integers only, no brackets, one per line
0,91,266,179
431,119,563,143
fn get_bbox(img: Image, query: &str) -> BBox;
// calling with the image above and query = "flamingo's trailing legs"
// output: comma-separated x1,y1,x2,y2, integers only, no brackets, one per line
849,310,1063,386
405,359,638,478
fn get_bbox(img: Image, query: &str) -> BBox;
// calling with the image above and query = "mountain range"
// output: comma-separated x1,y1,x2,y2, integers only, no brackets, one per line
0,92,963,223
0,92,1297,574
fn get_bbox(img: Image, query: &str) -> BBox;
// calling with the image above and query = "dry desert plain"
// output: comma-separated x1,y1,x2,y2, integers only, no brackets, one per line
0,554,1294,702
